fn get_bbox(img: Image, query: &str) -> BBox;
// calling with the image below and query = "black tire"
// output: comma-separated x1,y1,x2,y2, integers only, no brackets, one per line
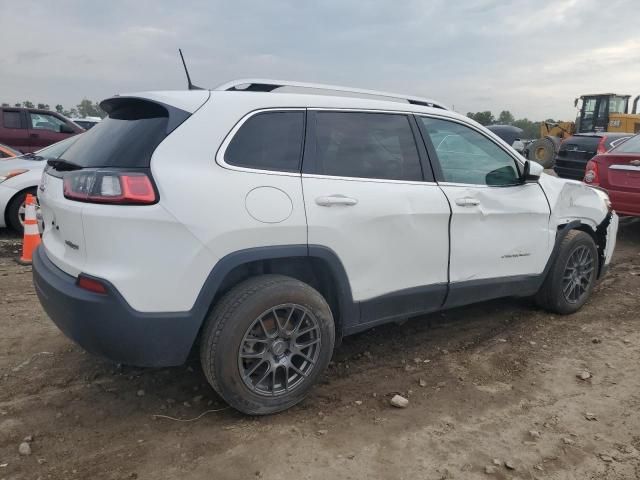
6,188,36,234
527,137,556,169
200,274,335,415
536,230,598,314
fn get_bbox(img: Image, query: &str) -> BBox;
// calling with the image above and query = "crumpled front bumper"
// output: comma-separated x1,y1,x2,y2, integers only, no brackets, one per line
603,212,618,267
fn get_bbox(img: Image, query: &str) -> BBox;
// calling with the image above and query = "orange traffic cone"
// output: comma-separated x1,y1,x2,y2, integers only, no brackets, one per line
18,194,41,265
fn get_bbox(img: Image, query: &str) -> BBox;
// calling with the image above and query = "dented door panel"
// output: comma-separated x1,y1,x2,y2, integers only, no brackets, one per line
440,182,551,282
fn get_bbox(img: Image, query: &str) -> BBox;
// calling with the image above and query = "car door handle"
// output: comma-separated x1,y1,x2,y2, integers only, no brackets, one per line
455,197,480,207
315,195,358,207
29,133,39,138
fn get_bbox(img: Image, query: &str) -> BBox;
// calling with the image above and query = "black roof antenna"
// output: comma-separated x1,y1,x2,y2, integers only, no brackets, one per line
178,49,204,90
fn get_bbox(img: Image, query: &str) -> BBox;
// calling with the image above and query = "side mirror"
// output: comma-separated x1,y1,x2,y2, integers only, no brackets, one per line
59,124,74,134
522,160,543,183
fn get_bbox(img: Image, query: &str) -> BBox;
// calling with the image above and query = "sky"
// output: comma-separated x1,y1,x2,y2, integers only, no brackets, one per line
2,0,640,120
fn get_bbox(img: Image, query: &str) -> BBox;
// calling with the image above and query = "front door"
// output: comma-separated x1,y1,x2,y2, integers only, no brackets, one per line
27,111,72,150
417,115,551,306
301,110,451,324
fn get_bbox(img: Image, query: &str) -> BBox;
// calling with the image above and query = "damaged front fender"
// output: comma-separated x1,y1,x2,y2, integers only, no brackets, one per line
538,173,618,277
539,174,610,230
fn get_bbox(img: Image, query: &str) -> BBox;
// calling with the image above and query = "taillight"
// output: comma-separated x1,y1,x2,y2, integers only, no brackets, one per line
77,275,108,294
63,171,157,204
596,136,608,154
584,160,600,185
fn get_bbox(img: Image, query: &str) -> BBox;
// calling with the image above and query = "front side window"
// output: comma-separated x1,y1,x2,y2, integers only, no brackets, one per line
419,117,520,186
225,111,304,173
30,113,67,132
3,111,22,129
314,112,422,181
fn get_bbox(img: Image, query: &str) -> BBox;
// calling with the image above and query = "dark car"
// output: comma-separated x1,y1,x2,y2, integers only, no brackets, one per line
554,133,632,180
486,125,525,154
584,133,640,217
0,107,84,153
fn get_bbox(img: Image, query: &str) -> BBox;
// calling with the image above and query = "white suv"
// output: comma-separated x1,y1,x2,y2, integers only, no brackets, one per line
33,80,618,414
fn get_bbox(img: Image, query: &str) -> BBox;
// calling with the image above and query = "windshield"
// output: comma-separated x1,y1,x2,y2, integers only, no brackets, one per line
611,133,640,153
29,135,80,160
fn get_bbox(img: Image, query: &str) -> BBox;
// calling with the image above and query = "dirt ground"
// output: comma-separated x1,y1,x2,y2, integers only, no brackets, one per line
1,221,639,480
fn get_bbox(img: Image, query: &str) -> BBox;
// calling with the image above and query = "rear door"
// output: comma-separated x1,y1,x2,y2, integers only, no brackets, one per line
0,109,31,152
301,110,451,324
417,115,551,306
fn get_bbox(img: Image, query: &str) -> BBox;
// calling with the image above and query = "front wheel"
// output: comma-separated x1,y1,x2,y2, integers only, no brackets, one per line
536,230,598,314
200,275,335,415
6,188,37,234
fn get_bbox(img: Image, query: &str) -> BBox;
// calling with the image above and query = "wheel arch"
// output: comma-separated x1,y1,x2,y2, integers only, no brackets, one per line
4,185,37,230
552,219,609,280
191,245,357,349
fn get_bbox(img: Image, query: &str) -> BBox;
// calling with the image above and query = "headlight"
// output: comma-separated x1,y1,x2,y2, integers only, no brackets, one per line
0,169,28,183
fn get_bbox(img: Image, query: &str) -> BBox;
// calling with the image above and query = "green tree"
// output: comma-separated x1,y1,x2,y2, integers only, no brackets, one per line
76,99,106,118
497,110,515,125
22,101,34,108
37,103,50,110
55,104,64,114
467,111,495,126
14,103,22,107
512,118,541,140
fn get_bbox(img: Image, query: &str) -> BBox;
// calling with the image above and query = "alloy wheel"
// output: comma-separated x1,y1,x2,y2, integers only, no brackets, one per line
562,245,595,304
238,304,321,396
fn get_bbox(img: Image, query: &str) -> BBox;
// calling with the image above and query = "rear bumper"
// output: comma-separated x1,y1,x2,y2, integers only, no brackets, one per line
608,190,640,217
554,158,588,180
32,246,201,367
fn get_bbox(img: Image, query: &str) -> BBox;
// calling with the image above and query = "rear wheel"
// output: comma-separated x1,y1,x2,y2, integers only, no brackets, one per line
536,230,598,314
6,188,37,234
527,137,556,169
200,275,335,415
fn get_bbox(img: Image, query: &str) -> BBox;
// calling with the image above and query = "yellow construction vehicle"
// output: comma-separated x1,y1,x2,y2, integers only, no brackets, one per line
527,94,640,167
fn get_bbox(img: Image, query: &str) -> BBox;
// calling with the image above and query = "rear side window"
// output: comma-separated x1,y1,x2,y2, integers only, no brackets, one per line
3,111,22,129
225,111,305,172
314,112,422,181
59,100,171,168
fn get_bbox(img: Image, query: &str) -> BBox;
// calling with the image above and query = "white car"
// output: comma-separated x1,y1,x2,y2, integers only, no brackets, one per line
33,80,618,415
0,136,78,232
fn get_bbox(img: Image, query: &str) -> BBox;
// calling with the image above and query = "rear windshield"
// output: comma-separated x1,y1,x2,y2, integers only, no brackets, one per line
59,100,170,168
610,134,639,153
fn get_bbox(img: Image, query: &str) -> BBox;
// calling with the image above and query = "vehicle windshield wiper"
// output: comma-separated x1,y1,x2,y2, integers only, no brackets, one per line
22,152,45,161
47,158,83,171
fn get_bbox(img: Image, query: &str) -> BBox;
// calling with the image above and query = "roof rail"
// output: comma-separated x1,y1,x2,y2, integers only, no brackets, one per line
213,79,448,110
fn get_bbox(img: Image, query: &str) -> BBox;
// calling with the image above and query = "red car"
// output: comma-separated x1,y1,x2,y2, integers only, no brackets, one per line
584,133,640,216
0,107,84,153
